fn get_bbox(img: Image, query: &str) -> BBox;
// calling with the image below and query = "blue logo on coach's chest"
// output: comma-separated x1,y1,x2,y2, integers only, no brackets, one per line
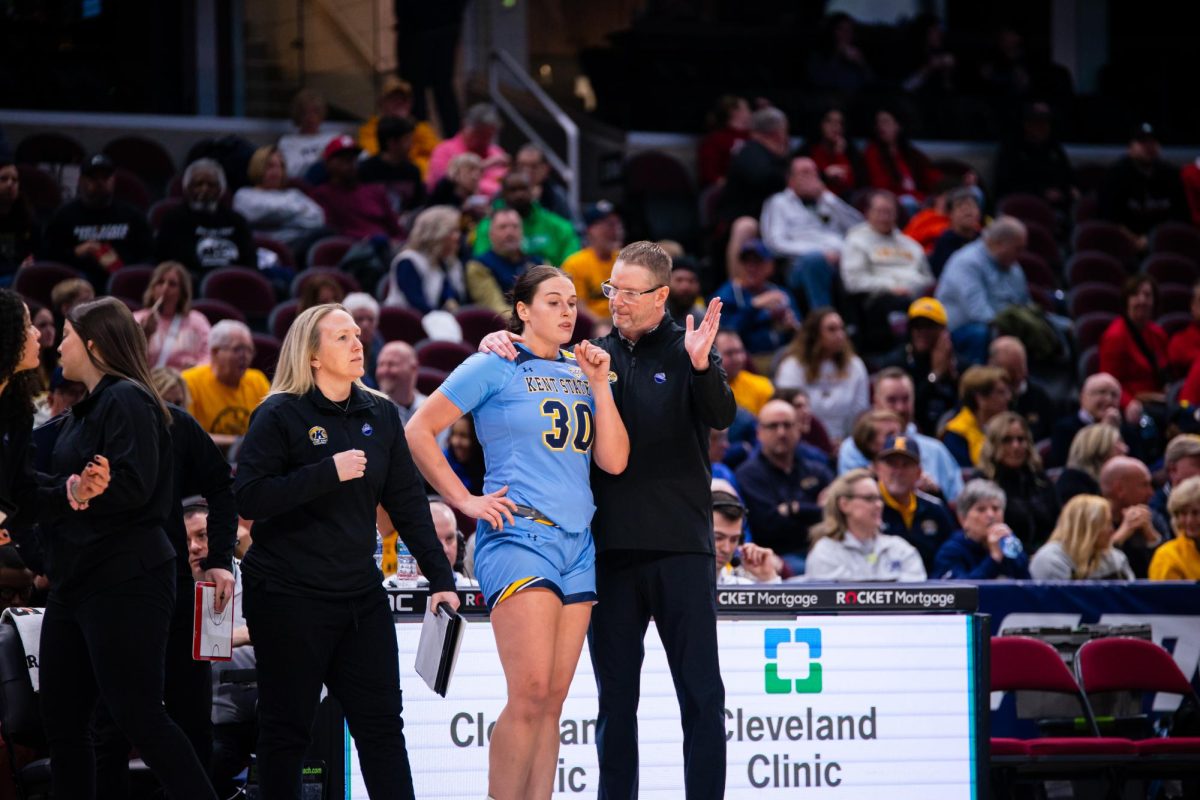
653,372,666,384
361,423,374,436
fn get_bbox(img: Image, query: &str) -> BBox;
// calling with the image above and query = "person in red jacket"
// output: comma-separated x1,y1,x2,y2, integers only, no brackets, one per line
697,95,751,188
796,106,866,199
1168,279,1200,378
1099,274,1168,415
862,109,941,215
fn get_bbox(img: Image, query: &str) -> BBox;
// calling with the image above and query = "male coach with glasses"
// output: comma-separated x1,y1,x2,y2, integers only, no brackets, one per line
482,240,735,798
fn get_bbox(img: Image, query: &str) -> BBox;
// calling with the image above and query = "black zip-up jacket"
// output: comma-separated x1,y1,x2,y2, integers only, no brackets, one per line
233,384,454,598
591,317,737,555
39,376,176,599
168,404,236,574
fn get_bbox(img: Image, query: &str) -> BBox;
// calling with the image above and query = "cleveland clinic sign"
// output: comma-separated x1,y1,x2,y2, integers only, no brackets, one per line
346,606,985,799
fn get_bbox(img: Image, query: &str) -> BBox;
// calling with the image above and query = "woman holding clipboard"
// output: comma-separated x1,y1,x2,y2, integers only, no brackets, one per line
233,303,458,799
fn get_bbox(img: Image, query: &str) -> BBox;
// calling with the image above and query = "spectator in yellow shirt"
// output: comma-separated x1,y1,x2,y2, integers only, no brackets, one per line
357,76,440,179
716,330,774,416
1151,475,1200,580
562,201,624,319
182,319,270,449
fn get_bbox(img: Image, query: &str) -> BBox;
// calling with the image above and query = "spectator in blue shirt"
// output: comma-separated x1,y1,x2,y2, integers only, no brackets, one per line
713,239,800,355
933,479,1031,579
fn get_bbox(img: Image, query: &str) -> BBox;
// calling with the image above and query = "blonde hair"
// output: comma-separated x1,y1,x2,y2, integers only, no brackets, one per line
808,468,875,543
1047,494,1113,579
142,261,193,313
1167,474,1200,520
1066,423,1121,480
446,152,483,182
150,366,190,408
406,206,462,263
269,304,386,399
978,411,1041,479
247,145,284,186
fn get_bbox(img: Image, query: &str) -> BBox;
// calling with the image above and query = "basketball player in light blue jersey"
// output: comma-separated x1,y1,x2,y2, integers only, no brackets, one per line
407,265,628,800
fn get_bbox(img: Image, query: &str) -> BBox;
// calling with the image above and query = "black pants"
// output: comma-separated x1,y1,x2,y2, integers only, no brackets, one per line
242,581,413,800
211,720,257,798
588,550,726,800
93,569,213,799
39,561,217,800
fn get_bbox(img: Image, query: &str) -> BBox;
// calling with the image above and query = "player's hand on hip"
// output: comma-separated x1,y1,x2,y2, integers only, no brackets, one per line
478,330,523,360
685,297,723,370
333,449,367,481
459,485,517,530
574,340,611,384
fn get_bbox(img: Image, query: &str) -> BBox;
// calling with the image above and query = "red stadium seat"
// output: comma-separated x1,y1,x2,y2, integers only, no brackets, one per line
148,198,183,232
112,168,152,212
1073,194,1099,224
1065,251,1126,288
415,340,474,373
454,306,506,348
1150,221,1200,264
378,306,425,345
1158,284,1193,316
251,333,281,378
105,265,156,304
997,193,1057,234
268,299,299,341
1072,221,1139,268
1017,250,1055,290
307,236,358,269
1068,282,1123,318
1073,312,1116,352
103,135,176,198
14,165,62,219
289,268,360,299
416,366,448,396
1022,222,1061,273
1143,252,1199,288
1157,311,1193,338
1077,346,1100,384
12,262,82,308
14,132,85,166
190,298,246,325
200,268,276,323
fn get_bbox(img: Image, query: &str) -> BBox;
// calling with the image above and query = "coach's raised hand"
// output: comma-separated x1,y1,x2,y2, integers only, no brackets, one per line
684,297,723,371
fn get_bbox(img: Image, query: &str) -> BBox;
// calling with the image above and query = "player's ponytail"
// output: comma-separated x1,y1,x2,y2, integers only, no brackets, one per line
507,265,567,334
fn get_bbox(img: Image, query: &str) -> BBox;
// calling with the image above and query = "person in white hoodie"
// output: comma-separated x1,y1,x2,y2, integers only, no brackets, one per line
232,145,327,251
840,189,933,348
760,156,863,311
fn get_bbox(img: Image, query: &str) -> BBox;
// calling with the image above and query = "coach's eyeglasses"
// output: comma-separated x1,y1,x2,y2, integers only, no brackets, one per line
600,280,663,303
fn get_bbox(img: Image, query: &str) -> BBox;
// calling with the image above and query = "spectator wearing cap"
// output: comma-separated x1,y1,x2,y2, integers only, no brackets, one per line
426,103,510,197
934,216,1029,366
309,135,403,241
42,153,153,288
357,116,427,212
988,335,1055,441
874,433,954,574
472,171,579,267
666,257,705,328
975,411,1059,549
562,201,624,318
1151,434,1200,520
233,146,328,252
515,144,573,223
760,156,863,312
1167,280,1200,378
734,399,833,574
1099,122,1189,248
928,189,982,277
837,368,964,501
356,75,440,177
993,101,1077,212
713,239,800,357
932,479,1031,579
715,330,773,416
712,490,781,584
942,365,1013,468
276,89,338,179
880,297,958,436
1101,455,1170,578
1150,475,1200,580
156,159,255,277
841,189,933,349
716,106,791,227
804,469,927,582
464,207,537,314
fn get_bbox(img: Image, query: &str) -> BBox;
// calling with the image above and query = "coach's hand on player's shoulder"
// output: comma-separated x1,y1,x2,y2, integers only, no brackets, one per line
458,485,517,530
574,340,610,384
685,297,723,371
478,330,523,360
333,449,368,481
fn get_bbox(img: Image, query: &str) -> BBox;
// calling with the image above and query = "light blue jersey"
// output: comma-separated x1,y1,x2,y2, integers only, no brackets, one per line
438,346,598,533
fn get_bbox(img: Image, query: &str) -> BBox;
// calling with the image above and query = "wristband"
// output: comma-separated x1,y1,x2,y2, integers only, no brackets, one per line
66,475,89,511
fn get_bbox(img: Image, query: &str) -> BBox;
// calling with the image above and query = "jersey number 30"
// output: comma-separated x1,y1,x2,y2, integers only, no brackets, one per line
540,399,594,452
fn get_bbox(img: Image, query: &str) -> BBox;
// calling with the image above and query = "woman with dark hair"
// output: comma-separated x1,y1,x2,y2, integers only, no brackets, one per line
134,261,212,371
0,289,44,521
0,159,39,284
407,265,628,799
975,411,1060,549
862,108,942,212
796,106,865,197
26,300,58,391
233,303,459,799
39,296,218,799
773,308,869,443
697,95,751,187
297,272,346,313
1099,274,1168,412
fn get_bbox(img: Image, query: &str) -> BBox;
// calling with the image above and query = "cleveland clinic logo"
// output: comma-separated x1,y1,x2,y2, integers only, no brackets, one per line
764,628,822,694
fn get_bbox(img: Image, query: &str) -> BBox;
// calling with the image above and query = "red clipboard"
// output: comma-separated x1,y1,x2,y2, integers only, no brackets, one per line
192,581,234,661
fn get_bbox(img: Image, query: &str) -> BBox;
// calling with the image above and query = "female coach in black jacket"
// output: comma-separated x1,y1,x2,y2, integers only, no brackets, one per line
233,303,458,800
41,297,217,799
